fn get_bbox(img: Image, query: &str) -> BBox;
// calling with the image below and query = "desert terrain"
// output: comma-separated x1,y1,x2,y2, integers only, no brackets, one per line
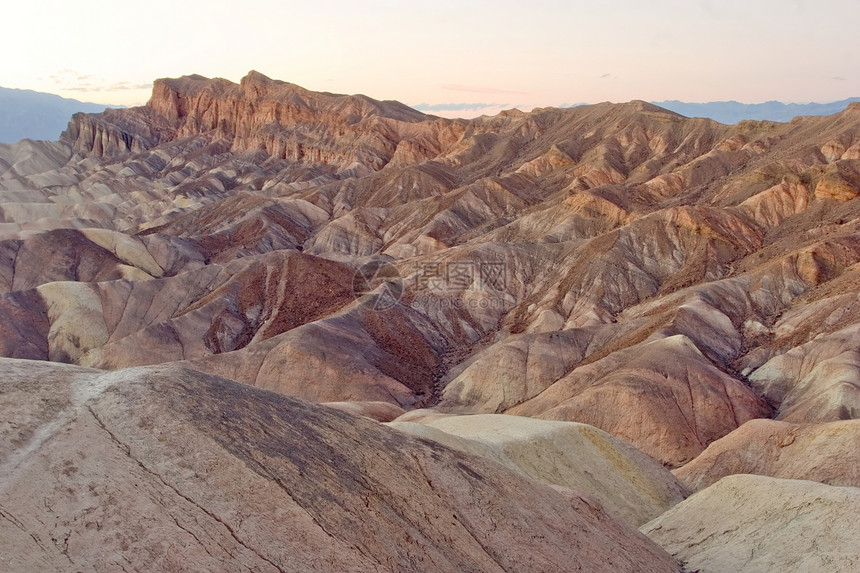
1,71,859,571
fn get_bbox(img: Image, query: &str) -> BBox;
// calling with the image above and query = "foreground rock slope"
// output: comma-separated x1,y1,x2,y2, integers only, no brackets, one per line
0,358,679,572
2,70,860,571
641,474,860,573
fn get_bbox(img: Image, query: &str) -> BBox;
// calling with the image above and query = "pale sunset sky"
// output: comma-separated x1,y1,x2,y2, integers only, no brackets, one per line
4,0,858,117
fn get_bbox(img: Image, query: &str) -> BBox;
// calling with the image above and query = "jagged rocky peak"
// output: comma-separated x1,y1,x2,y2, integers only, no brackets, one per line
147,73,238,122
146,70,428,130
5,69,860,571
65,70,438,167
60,106,172,157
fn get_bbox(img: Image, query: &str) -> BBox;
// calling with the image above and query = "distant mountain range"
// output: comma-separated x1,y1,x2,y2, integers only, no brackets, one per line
653,98,860,124
0,86,113,143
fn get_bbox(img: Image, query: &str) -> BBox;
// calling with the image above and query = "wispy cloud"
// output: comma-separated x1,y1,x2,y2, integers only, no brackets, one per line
440,84,528,95
834,76,847,81
413,102,504,112
48,69,151,93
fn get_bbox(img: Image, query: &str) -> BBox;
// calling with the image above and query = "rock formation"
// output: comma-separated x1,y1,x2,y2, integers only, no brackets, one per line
641,475,860,573
4,73,860,432
0,358,679,572
388,413,689,526
673,418,860,490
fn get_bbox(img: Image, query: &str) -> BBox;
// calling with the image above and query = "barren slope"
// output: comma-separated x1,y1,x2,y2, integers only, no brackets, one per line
0,358,679,572
641,475,860,573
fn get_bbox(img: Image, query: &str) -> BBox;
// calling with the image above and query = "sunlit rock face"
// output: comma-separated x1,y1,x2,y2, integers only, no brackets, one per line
0,359,680,572
641,474,860,573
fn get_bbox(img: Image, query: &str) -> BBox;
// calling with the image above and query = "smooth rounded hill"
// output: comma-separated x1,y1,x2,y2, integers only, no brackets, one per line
388,413,689,526
641,474,860,573
0,358,679,572
505,334,771,467
673,418,860,490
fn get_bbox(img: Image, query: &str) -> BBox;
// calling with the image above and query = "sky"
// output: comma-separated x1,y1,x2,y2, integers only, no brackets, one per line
4,0,858,118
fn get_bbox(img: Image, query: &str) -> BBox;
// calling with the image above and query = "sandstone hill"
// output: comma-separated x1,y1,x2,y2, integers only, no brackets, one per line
388,413,689,526
641,474,860,573
0,357,679,572
2,71,860,570
2,73,860,455
673,418,860,490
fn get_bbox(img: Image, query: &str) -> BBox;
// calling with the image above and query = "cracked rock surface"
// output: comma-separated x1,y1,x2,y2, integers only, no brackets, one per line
0,358,679,572
641,474,860,573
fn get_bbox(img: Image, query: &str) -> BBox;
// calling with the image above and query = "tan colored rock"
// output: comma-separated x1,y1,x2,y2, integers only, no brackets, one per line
4,77,860,531
821,139,848,163
0,359,679,572
389,414,689,526
507,335,770,467
0,229,159,294
322,400,406,422
0,139,71,179
183,307,442,408
738,176,811,227
37,281,109,363
749,323,860,421
815,173,860,201
674,418,860,490
641,475,860,573
440,323,633,412
516,144,576,177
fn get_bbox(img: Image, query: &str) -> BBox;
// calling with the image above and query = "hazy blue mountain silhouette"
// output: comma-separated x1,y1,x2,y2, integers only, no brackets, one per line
0,87,113,143
654,98,860,124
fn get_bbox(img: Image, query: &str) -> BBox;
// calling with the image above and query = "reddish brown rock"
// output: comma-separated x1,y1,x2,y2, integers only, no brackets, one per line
673,418,860,490
4,74,860,570
507,335,770,467
4,73,860,466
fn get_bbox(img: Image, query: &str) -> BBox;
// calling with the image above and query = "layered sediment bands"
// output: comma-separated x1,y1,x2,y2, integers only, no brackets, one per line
62,106,174,157
55,251,358,367
67,71,449,172
2,72,860,465
6,73,860,571
183,305,446,407
505,335,770,467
